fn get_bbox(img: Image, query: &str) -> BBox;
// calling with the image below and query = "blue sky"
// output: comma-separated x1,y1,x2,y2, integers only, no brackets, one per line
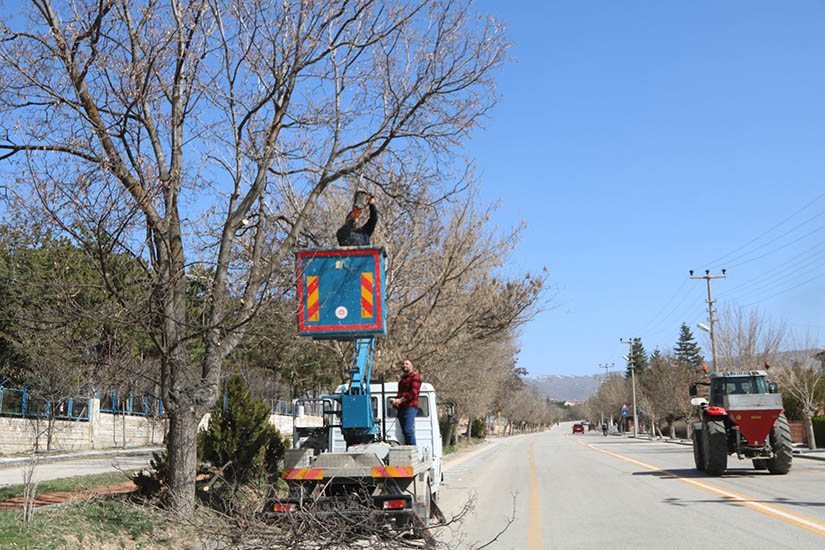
469,1,825,377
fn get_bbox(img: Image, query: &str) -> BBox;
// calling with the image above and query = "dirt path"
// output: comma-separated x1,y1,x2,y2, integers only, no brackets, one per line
0,480,139,510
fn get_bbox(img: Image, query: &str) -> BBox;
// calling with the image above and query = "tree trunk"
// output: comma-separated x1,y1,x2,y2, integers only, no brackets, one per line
165,406,200,519
804,412,817,449
47,414,55,450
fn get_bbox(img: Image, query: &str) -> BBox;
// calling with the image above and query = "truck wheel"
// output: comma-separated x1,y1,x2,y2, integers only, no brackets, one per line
692,428,705,471
702,418,727,476
767,413,793,475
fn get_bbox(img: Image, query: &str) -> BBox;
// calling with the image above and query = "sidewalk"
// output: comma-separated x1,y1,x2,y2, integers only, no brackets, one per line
0,446,163,469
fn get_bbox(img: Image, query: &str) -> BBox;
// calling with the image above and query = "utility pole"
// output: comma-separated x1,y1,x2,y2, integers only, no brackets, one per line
599,363,613,428
620,338,640,437
690,269,726,372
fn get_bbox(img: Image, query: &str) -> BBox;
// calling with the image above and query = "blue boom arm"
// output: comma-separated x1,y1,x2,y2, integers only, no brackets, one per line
339,338,377,442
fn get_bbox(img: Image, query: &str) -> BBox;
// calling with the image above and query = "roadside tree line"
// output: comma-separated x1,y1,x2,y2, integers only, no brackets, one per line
584,309,825,446
0,0,549,520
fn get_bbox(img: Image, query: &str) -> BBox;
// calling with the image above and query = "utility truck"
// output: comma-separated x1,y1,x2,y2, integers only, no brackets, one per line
690,370,792,476
270,247,444,531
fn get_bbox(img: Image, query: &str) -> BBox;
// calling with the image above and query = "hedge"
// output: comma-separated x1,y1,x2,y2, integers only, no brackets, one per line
813,416,825,449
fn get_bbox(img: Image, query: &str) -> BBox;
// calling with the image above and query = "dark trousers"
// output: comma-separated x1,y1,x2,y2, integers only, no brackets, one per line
398,406,417,446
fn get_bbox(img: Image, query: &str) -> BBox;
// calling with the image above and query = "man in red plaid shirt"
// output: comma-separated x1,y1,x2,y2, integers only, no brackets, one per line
390,359,421,445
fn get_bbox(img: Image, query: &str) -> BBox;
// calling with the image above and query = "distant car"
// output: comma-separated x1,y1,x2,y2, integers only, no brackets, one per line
572,423,584,434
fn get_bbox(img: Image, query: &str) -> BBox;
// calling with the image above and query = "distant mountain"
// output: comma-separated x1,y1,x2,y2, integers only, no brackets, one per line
526,374,603,402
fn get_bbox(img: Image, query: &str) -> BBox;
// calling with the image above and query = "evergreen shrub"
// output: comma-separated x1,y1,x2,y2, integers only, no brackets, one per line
198,374,286,483
471,417,486,438
812,416,825,449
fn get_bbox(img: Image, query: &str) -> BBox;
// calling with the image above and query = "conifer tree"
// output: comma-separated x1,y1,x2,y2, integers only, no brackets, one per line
199,374,283,483
674,323,704,369
625,339,649,378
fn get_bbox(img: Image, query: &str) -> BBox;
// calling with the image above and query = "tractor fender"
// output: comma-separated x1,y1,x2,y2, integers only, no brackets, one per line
703,406,727,417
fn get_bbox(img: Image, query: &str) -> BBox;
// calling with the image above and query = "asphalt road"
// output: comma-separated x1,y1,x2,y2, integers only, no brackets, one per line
435,423,825,550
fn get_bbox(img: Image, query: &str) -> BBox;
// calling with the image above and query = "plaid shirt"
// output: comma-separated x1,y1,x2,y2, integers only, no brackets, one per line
396,372,421,409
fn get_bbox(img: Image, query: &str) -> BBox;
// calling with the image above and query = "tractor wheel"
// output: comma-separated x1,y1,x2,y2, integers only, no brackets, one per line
752,458,769,470
692,428,705,471
702,418,727,476
767,413,793,475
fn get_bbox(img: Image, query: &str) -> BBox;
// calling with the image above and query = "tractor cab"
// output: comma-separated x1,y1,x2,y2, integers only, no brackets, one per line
708,371,771,407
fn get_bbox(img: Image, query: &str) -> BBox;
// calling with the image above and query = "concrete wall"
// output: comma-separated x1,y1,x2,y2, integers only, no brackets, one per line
0,397,322,456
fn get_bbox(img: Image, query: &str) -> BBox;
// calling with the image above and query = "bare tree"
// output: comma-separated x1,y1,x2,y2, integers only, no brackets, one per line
585,375,629,430
21,455,39,526
0,0,509,518
639,350,693,439
372,191,545,424
711,306,787,371
773,339,825,449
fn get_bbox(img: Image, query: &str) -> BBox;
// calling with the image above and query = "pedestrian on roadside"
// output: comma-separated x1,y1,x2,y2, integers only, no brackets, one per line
390,359,421,446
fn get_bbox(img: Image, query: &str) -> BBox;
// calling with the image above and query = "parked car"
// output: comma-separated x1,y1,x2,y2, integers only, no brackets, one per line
572,423,585,434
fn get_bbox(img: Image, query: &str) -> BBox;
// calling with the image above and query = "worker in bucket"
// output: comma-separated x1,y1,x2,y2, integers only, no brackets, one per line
390,359,421,446
336,190,377,246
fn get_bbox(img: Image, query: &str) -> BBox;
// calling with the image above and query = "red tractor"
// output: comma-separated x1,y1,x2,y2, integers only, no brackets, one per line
690,370,792,476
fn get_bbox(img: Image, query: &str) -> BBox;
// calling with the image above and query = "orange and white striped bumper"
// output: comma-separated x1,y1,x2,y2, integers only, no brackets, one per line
371,466,414,478
282,468,324,480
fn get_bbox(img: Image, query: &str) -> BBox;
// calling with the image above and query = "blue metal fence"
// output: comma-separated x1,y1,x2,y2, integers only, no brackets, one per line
96,390,163,417
0,384,317,419
0,385,90,421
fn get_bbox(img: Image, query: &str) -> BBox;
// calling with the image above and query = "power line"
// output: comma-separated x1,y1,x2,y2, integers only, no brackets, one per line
741,269,825,308
721,218,825,269
705,189,825,269
718,238,825,298
721,255,825,302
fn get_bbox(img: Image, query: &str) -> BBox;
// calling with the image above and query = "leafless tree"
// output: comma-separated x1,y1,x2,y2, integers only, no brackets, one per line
585,375,629,430
21,455,39,525
711,305,787,371
772,338,825,449
0,0,509,518
638,350,693,439
371,191,546,424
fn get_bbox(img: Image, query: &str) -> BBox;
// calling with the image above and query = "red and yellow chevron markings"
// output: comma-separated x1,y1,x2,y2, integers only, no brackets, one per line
306,276,319,322
371,466,414,478
282,468,323,480
361,272,374,318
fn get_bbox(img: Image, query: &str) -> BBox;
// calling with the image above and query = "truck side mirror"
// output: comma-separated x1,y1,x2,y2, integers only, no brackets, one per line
689,384,697,397
768,382,778,393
